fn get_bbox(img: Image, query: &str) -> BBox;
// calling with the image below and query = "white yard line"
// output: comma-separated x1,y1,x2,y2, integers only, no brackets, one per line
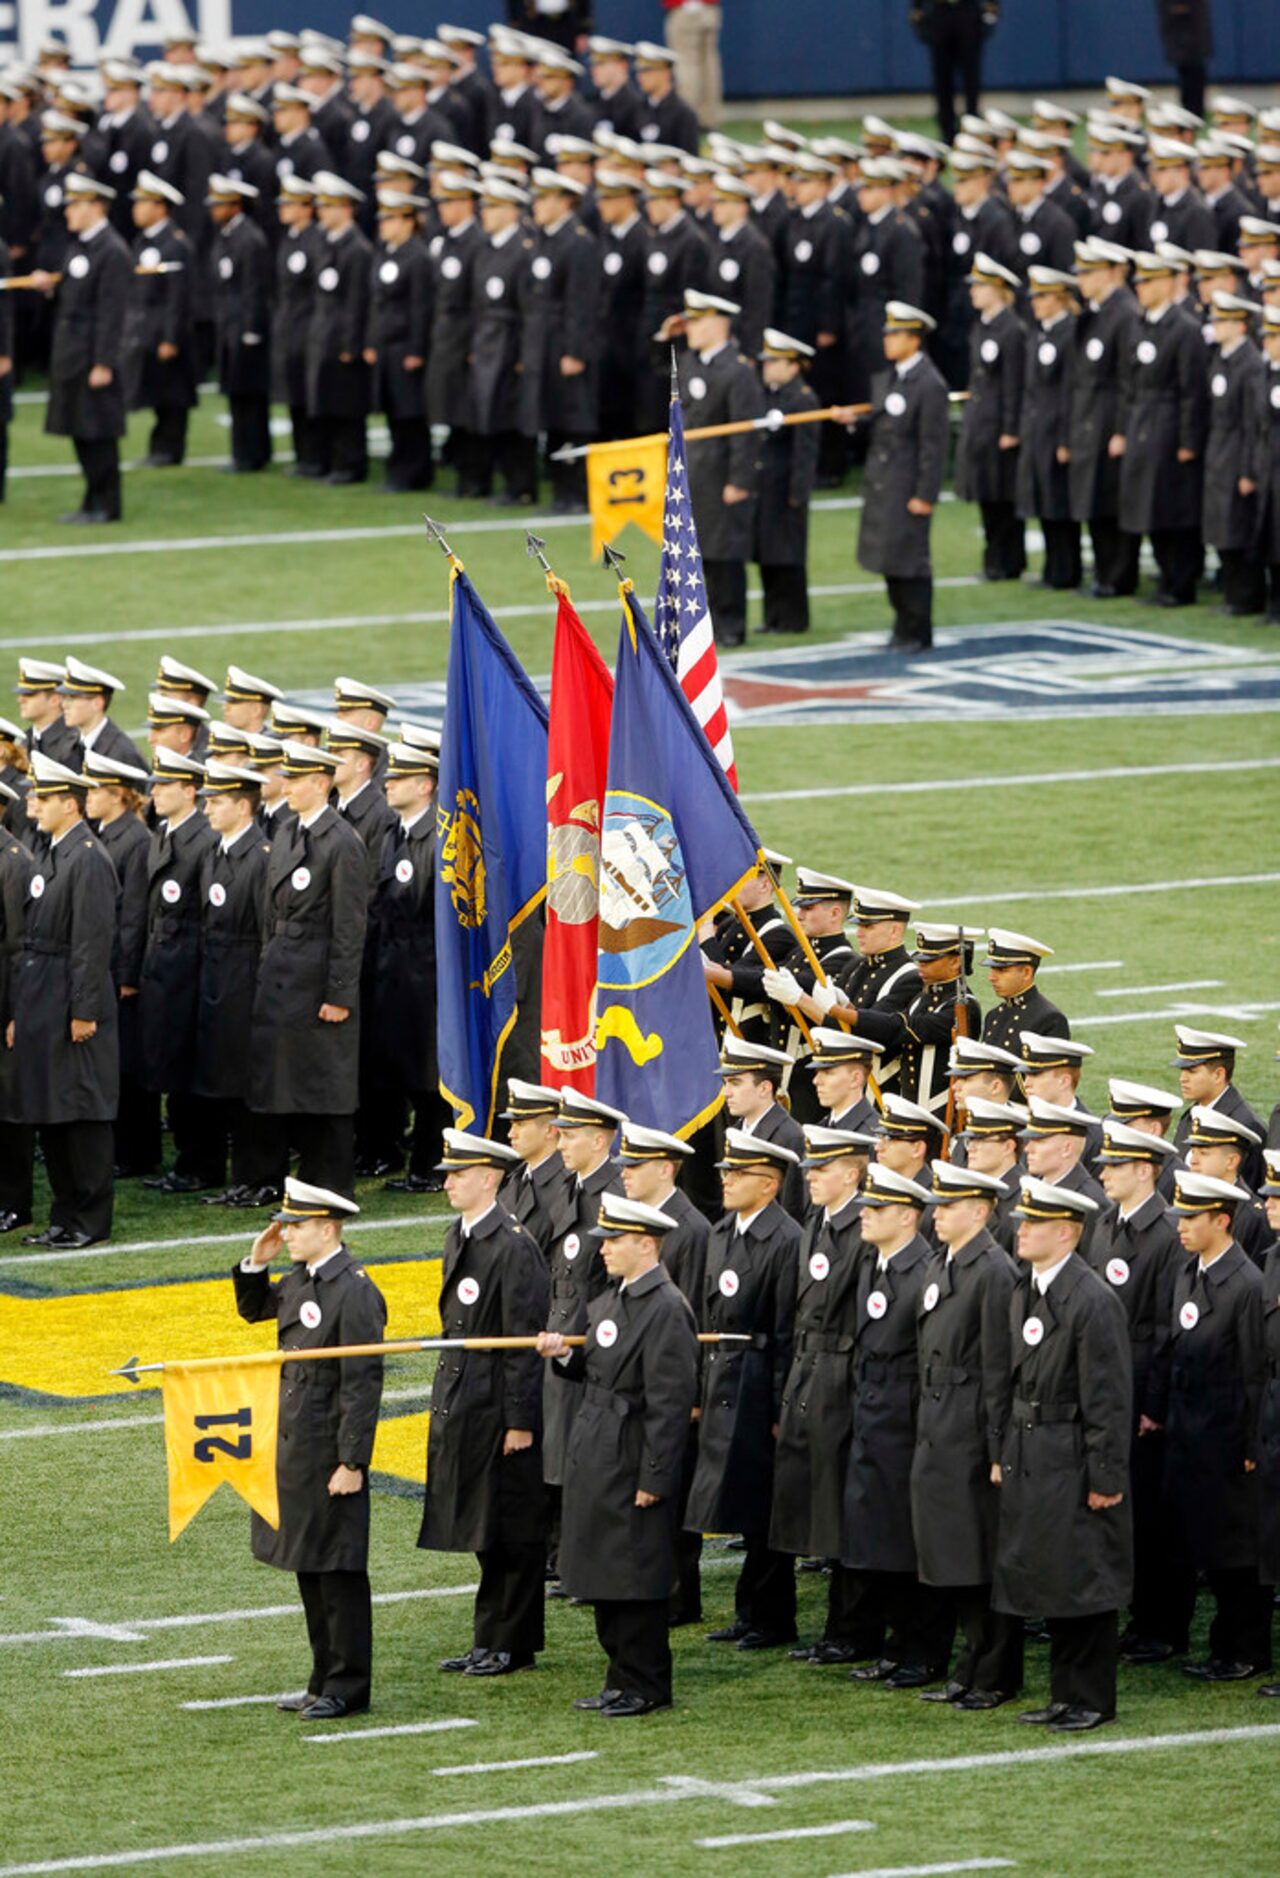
0,1586,476,1649
180,1692,296,1711
432,1752,599,1778
63,1656,233,1679
824,1865,1014,1878
696,1820,875,1848
304,1719,479,1744
929,872,1280,908
0,1211,443,1268
0,1384,429,1442
742,756,1280,804
1073,1002,1280,1030
1096,980,1223,997
1037,960,1125,975
0,1725,1275,1874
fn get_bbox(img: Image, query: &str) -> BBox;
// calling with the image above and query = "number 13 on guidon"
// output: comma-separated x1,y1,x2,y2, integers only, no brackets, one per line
162,1361,281,1541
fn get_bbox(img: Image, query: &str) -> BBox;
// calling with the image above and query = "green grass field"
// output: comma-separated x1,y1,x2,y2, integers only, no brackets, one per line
3,277,1280,1876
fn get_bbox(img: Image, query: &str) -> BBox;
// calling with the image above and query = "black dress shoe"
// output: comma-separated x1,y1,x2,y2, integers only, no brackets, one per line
20,1227,98,1248
546,1582,571,1600
920,1680,969,1704
1122,1639,1175,1665
1090,583,1118,599
355,1157,398,1179
439,1648,483,1673
572,1687,623,1711
1018,1701,1070,1724
325,470,365,486
802,1642,863,1665
141,453,181,469
382,1173,445,1193
849,1657,899,1682
884,1663,946,1690
1183,1658,1260,1682
667,1608,702,1629
142,1171,206,1194
202,1186,247,1207
465,1650,534,1677
301,1695,365,1720
599,1693,671,1718
735,1629,794,1651
225,1185,282,1209
276,1692,316,1712
1049,1706,1112,1732
706,1620,749,1643
0,1211,32,1234
1258,1683,1280,1697
953,1689,1015,1711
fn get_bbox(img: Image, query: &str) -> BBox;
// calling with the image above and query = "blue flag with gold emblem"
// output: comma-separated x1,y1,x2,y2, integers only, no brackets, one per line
594,585,762,1136
435,565,550,1133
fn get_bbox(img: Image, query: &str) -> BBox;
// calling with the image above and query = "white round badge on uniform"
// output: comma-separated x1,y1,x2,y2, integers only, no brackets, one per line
866,1289,887,1320
603,251,623,276
318,266,339,292
1271,384,1280,410
151,140,169,164
688,375,707,400
68,254,90,280
109,150,129,174
861,250,880,275
277,157,294,180
299,1300,322,1329
161,879,181,905
1179,1299,1200,1330
532,255,553,281
563,1231,581,1262
45,185,63,208
980,338,1000,365
1210,372,1227,397
647,251,668,275
596,1318,618,1348
1106,1258,1130,1288
1137,339,1157,365
641,124,658,142
29,874,44,899
351,119,371,143
379,260,400,284
395,857,414,884
1038,341,1057,366
208,882,227,908
1022,1315,1044,1346
719,1268,740,1298
952,230,971,255
923,1281,940,1312
794,238,813,263
291,866,311,892
139,245,161,270
1150,219,1168,243
441,255,462,280
808,1252,830,1282
1019,231,1042,256
1086,336,1105,363
884,390,907,417
429,235,444,258
719,258,740,282
485,275,505,299
218,256,234,281
396,134,415,156
287,249,307,275
457,1276,480,1306
1102,199,1122,226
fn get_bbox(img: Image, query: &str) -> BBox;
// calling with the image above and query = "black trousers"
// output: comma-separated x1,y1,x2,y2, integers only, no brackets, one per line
546,430,588,510
1129,1428,1191,1650
929,1,984,145
168,1091,231,1186
229,1099,287,1192
474,1542,546,1656
314,415,368,480
228,394,271,471
1218,548,1266,616
40,1119,114,1240
476,430,537,501
1045,1609,1118,1715
1150,527,1200,604
980,500,1026,579
734,1539,797,1638
288,404,323,473
406,1089,451,1180
0,1120,34,1220
291,1112,356,1198
384,416,433,492
594,1598,672,1706
1177,64,1207,117
1205,1568,1275,1669
148,406,189,464
671,1427,703,1623
823,1562,891,1656
846,1569,954,1669
1091,517,1139,594
952,1585,1025,1693
1040,517,1082,590
886,575,933,648
0,420,7,500
760,563,810,634
113,1075,161,1176
1266,564,1280,622
73,437,121,519
296,1568,372,1707
704,558,748,647
452,428,489,498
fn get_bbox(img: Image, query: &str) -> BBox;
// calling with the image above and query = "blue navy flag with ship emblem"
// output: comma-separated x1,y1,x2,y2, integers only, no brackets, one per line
435,565,550,1133
594,584,762,1136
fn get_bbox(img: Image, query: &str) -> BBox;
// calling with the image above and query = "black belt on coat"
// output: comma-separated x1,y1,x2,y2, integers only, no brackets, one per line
857,1355,913,1383
1012,1395,1080,1425
271,917,326,938
583,1380,641,1419
922,1363,973,1386
24,942,69,958
797,1330,855,1354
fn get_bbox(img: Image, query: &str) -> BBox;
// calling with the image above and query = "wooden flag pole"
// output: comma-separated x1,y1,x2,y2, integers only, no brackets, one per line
552,393,969,461
112,1332,749,1380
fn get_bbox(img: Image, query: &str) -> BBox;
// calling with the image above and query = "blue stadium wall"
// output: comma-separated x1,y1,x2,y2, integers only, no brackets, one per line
6,2,1276,96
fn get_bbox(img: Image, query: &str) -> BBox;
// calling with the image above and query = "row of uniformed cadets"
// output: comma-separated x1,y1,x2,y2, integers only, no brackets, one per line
0,650,448,1246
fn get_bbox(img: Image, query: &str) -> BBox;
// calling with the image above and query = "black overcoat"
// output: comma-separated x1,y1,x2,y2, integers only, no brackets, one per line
15,827,119,1125
857,356,950,580
137,811,218,1094
192,829,271,1101
542,1157,624,1484
45,223,132,441
842,1231,931,1572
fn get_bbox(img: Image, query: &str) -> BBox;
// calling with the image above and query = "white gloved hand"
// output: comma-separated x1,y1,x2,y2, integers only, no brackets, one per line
812,978,851,1015
761,966,803,1006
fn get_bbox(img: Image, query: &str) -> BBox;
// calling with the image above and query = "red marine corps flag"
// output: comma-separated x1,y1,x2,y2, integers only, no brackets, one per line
540,591,614,1089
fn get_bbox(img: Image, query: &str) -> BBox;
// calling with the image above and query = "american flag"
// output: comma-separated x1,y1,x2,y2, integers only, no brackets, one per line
653,391,738,791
